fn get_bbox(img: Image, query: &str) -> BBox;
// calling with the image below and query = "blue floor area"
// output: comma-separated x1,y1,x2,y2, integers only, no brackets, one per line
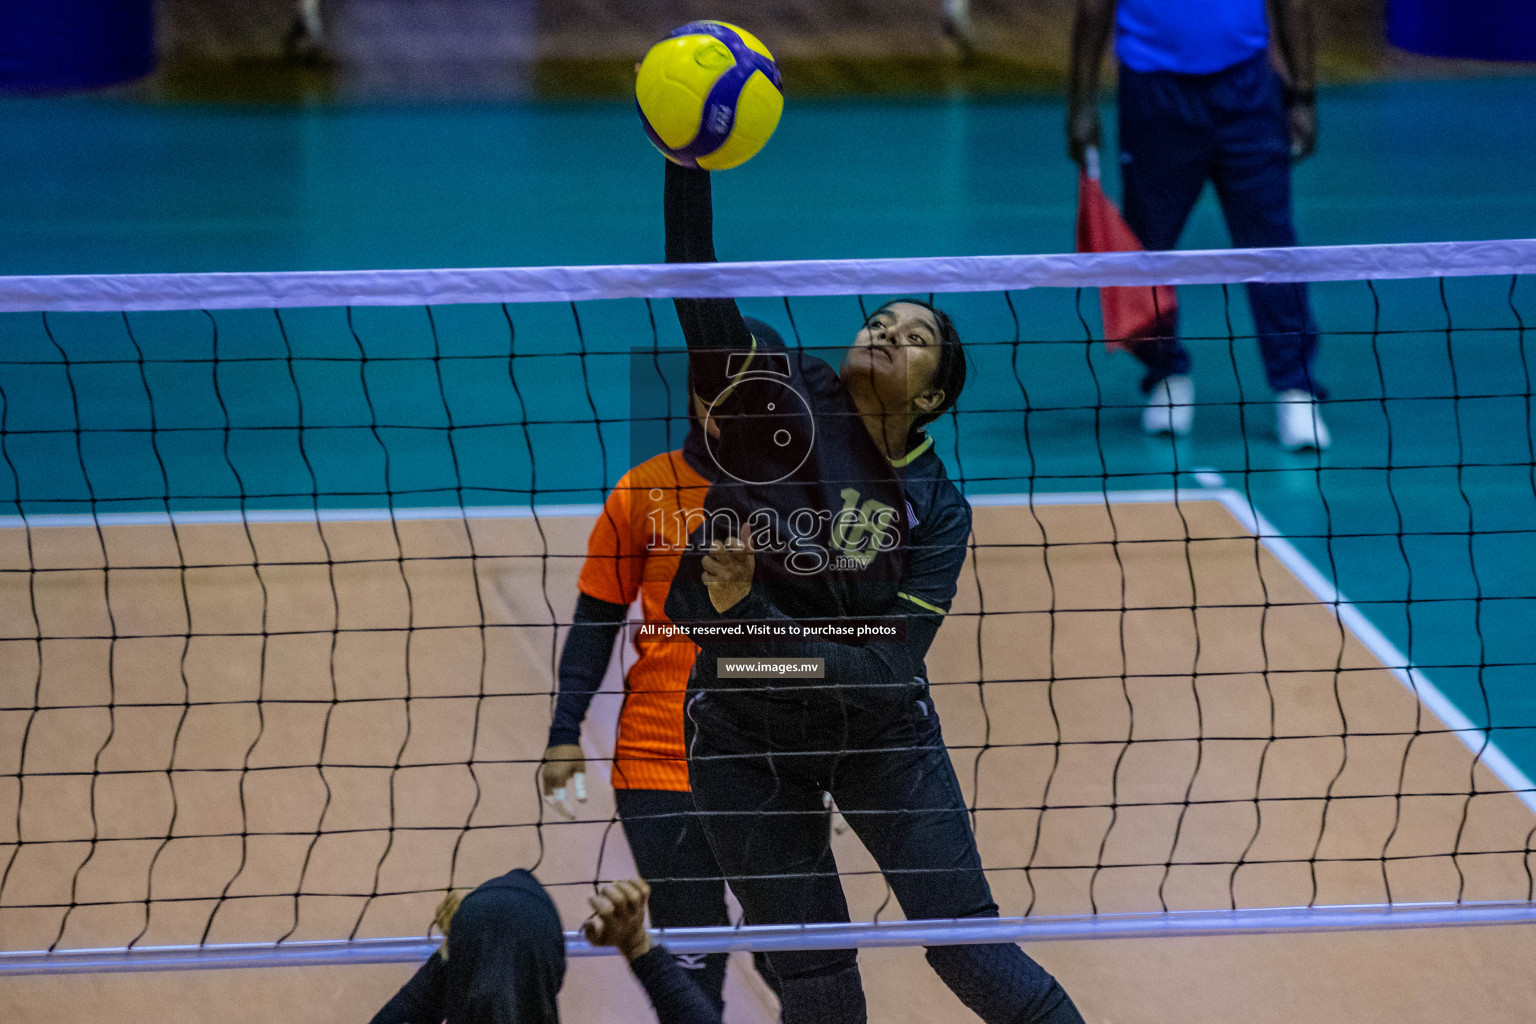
1,79,1534,777
4,78,1536,275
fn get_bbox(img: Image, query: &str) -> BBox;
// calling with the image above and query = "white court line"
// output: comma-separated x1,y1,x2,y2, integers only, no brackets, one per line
0,504,603,529
4,486,1531,808
981,483,1536,812
1200,477,1536,817
969,488,1205,507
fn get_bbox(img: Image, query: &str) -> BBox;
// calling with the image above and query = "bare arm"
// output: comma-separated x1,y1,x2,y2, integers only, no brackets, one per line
1067,0,1116,166
1268,0,1317,160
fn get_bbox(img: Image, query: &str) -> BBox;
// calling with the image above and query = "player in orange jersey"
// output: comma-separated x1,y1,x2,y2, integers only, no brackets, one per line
539,372,780,1016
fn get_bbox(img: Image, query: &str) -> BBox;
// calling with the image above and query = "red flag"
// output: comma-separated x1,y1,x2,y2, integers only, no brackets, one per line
1075,155,1177,352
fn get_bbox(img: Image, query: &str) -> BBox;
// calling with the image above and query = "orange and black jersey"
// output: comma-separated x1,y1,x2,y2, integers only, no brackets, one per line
547,427,713,791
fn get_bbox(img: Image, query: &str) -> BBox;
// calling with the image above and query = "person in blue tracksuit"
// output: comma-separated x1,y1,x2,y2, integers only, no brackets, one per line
1069,0,1331,450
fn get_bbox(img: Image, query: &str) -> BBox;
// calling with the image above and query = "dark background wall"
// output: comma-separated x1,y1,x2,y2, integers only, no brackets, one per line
159,0,1379,60
144,0,1520,100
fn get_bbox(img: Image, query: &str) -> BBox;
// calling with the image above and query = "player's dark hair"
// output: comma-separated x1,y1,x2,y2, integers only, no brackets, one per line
875,298,967,445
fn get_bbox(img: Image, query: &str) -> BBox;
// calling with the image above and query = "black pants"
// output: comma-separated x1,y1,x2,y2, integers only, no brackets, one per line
685,689,1083,1024
615,787,781,1015
1119,49,1322,395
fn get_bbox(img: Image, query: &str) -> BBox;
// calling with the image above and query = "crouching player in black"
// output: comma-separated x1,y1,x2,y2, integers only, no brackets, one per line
369,870,721,1024
658,157,1085,1024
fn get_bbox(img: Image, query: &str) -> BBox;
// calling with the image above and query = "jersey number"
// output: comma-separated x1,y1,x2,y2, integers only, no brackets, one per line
831,488,900,569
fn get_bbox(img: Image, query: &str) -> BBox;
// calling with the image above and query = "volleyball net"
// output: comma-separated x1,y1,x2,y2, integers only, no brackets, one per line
2,239,1535,974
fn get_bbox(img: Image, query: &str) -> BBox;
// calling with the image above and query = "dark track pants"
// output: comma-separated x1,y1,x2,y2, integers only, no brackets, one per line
1118,49,1323,396
615,787,780,1015
685,690,1083,1024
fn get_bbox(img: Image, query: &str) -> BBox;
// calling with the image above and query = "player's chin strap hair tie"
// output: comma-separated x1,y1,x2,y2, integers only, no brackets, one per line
432,889,467,960
881,298,966,450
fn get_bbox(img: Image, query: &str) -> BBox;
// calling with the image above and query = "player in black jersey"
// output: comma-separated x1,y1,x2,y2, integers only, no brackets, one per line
368,870,721,1024
660,161,1085,1024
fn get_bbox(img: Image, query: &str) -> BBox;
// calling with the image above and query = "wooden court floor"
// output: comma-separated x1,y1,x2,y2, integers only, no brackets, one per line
2,497,1534,1022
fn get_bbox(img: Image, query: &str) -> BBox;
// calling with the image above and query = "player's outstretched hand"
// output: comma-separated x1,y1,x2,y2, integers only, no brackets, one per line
702,535,754,613
584,879,654,962
539,744,587,819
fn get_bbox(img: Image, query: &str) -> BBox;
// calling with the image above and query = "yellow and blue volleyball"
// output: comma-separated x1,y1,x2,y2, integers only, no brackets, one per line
636,21,783,171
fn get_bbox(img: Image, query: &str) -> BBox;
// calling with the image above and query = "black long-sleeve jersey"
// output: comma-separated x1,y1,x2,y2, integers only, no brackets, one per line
369,868,721,1024
661,162,910,620
659,162,973,718
546,592,626,749
628,945,727,1024
371,943,721,1024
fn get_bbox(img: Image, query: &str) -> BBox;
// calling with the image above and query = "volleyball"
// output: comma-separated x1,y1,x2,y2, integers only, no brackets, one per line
635,21,783,171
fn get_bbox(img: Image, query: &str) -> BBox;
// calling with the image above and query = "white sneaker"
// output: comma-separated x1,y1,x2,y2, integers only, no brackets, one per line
1142,375,1194,437
1275,390,1331,451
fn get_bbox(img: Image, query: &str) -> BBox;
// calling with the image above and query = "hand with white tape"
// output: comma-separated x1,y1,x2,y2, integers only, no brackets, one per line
824,791,849,836
540,744,587,819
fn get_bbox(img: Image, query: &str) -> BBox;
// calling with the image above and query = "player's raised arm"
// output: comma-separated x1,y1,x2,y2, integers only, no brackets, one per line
641,21,783,400
664,162,755,401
